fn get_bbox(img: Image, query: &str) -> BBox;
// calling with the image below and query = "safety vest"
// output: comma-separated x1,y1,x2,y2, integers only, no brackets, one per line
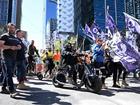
47,51,53,58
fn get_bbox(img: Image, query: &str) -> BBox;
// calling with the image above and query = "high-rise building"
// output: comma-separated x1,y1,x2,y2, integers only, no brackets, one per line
46,0,57,22
50,0,57,3
11,0,22,28
74,0,94,33
0,0,10,34
43,0,57,48
125,0,140,20
94,0,125,30
50,18,57,32
0,0,9,26
57,0,74,34
74,0,125,32
46,18,57,48
0,0,22,33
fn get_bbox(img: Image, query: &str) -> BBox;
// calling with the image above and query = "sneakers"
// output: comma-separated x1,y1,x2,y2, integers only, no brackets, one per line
116,81,120,86
112,84,121,88
1,87,18,98
10,91,18,98
17,83,29,90
122,80,129,87
1,88,10,94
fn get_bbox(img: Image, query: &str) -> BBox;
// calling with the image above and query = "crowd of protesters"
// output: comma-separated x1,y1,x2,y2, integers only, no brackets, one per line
0,23,139,98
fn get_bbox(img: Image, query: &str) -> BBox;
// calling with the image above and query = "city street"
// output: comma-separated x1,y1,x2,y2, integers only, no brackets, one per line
0,75,140,105
0,0,140,105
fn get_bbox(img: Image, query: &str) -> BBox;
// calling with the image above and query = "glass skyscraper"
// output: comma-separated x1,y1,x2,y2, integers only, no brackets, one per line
125,0,140,19
0,0,22,28
0,0,9,25
57,0,74,34
0,0,9,34
94,0,125,31
11,0,22,28
74,0,94,33
74,0,126,32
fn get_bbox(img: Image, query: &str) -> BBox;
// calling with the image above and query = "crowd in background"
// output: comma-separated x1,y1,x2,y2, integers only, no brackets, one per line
0,22,140,98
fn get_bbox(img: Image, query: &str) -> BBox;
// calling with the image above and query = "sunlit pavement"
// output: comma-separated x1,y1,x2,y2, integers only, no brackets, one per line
0,75,140,105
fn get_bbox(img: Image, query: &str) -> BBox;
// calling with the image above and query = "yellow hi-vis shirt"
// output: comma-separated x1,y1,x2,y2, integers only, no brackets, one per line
48,51,53,58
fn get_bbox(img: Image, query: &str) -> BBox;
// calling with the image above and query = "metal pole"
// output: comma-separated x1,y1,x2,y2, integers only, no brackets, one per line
76,21,79,50
105,0,107,20
133,0,136,17
115,0,117,25
105,0,107,33
82,38,85,51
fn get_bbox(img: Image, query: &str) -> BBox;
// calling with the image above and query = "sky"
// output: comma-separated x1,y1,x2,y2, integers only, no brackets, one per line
21,0,45,49
21,0,57,50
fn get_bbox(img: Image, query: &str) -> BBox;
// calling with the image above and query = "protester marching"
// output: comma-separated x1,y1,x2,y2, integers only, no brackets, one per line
0,6,140,99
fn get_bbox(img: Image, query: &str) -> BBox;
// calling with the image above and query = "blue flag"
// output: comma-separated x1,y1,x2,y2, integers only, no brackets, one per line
78,24,94,43
124,12,140,34
78,24,86,37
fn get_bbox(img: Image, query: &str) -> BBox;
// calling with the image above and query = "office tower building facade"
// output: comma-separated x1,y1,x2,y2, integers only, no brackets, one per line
74,0,125,32
57,0,74,34
125,0,140,20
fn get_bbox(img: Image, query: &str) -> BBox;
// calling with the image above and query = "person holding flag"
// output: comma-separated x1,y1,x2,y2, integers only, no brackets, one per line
92,37,108,89
105,6,129,87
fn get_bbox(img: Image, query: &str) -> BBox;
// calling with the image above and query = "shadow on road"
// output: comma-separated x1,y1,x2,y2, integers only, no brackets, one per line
54,85,105,95
15,87,72,105
100,86,140,97
99,89,116,96
129,78,140,84
26,81,51,86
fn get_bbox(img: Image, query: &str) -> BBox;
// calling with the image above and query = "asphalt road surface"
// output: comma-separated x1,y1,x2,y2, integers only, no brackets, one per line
0,76,140,105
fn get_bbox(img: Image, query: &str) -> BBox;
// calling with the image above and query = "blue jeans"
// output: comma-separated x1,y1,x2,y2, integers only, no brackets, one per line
2,58,16,93
16,60,26,83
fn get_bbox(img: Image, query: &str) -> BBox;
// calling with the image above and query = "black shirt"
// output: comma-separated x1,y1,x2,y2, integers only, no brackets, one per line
28,45,39,57
65,45,73,52
0,33,20,60
16,38,26,61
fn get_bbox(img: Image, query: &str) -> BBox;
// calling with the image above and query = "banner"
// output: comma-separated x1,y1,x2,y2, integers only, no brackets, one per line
85,24,96,41
124,12,140,34
110,38,140,72
105,8,117,35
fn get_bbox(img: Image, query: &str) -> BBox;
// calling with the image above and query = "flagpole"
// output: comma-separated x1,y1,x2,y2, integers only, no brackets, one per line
82,37,85,51
105,0,107,33
105,0,106,21
115,0,117,25
76,21,79,50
